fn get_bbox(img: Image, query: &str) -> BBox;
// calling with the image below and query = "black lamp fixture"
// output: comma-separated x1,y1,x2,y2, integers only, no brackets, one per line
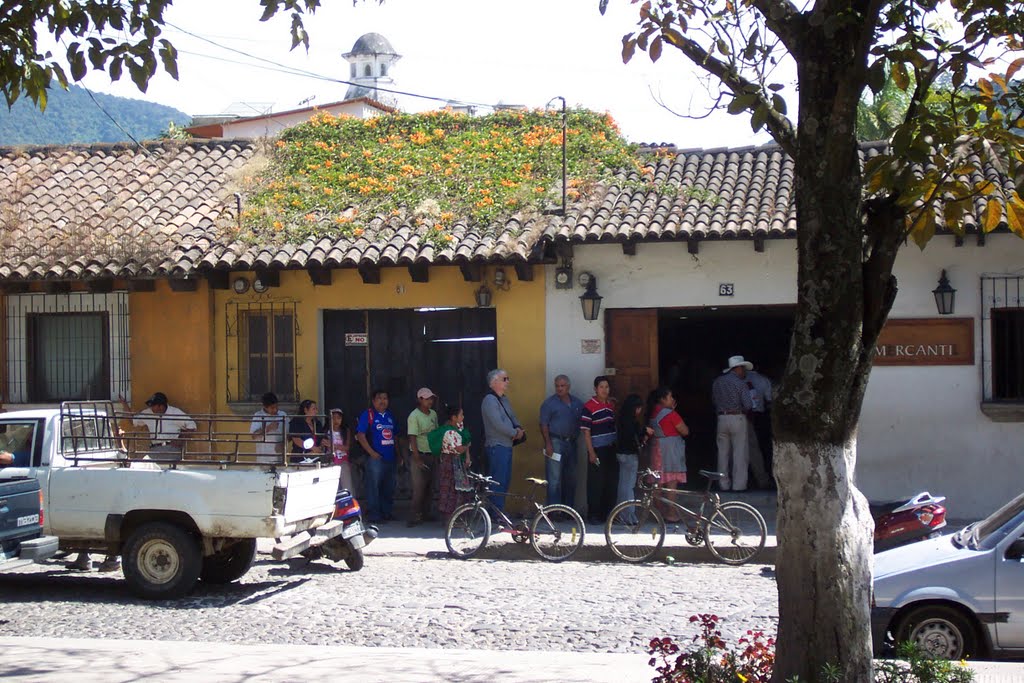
579,277,603,321
932,269,956,315
475,284,493,308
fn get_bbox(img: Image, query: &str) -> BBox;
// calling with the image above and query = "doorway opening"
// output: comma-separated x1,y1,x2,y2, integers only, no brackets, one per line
658,306,793,487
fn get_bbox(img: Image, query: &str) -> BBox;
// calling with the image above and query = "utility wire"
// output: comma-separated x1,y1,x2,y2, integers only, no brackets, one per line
60,39,151,153
166,21,501,110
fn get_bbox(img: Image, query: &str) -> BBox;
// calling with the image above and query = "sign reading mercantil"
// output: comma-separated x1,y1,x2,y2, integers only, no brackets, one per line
344,333,368,347
873,318,974,366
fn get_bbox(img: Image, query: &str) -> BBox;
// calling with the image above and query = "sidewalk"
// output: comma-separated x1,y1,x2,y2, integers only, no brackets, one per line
2,637,1022,682
348,489,780,564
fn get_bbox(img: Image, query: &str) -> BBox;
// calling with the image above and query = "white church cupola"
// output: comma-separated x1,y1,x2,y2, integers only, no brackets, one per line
343,32,400,106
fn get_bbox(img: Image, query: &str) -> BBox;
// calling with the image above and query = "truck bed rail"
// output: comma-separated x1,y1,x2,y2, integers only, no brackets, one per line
59,401,331,468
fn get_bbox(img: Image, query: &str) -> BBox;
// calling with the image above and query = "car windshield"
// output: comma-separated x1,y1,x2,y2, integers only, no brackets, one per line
971,492,1024,549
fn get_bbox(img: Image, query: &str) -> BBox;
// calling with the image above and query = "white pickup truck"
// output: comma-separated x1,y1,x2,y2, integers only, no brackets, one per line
0,403,346,599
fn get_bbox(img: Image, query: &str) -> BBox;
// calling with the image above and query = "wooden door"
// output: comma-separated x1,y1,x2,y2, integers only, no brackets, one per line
605,309,658,400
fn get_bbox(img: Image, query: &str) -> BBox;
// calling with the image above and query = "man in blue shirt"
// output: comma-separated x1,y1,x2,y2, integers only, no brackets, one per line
539,374,584,507
356,389,399,523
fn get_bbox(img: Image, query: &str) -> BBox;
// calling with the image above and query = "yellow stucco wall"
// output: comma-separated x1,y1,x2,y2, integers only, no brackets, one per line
129,280,216,417
209,265,547,499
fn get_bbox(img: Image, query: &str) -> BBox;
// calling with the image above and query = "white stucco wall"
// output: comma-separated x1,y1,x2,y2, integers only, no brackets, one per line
544,236,1024,518
220,101,382,138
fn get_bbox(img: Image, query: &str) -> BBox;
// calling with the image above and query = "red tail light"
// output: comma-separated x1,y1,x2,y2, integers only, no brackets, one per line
38,489,45,526
335,499,361,520
917,505,945,528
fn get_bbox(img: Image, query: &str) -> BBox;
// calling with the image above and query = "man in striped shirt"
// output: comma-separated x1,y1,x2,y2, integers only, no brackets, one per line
712,356,755,491
582,376,619,524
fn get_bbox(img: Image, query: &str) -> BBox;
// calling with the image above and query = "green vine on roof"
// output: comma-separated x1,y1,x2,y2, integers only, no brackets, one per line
236,108,641,248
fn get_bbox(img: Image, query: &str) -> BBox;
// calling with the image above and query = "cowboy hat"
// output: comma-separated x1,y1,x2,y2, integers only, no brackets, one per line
723,355,754,373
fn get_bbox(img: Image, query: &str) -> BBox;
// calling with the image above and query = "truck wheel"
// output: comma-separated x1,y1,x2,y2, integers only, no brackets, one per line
122,522,201,600
344,548,364,572
199,539,257,584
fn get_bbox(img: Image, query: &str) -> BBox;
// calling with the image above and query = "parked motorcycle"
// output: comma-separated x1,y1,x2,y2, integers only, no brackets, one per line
872,492,947,553
301,488,378,570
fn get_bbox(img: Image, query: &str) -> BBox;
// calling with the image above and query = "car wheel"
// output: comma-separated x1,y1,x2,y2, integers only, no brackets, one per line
199,538,257,584
896,605,978,660
122,522,202,600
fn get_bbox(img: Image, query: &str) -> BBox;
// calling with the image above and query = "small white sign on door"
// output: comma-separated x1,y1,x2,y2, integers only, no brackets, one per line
345,333,369,346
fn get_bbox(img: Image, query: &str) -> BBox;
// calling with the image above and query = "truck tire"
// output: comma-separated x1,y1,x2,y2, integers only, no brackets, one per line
200,538,257,584
122,522,202,600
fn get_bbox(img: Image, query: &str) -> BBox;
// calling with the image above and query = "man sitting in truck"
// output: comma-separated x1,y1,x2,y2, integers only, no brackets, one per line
0,424,34,467
120,392,197,456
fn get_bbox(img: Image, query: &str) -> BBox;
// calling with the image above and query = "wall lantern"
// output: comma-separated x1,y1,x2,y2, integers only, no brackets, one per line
932,269,956,315
475,284,493,308
579,278,603,321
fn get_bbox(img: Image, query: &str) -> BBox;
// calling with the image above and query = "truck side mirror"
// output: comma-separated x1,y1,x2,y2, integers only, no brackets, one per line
1006,538,1024,561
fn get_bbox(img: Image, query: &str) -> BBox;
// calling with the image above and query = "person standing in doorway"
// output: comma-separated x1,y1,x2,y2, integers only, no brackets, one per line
581,376,618,525
250,392,288,463
539,374,584,508
435,403,473,521
288,399,324,464
712,356,755,491
648,386,690,519
355,390,399,524
481,369,523,512
745,368,775,489
614,394,652,524
324,408,353,493
407,387,439,527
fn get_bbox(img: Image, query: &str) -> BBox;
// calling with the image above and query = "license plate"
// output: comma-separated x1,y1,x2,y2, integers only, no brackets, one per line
342,520,364,540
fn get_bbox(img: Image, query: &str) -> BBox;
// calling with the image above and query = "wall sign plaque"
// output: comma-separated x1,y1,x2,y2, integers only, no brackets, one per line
873,318,974,366
344,332,369,347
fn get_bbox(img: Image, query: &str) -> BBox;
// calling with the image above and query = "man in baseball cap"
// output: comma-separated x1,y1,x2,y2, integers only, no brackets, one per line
407,387,439,526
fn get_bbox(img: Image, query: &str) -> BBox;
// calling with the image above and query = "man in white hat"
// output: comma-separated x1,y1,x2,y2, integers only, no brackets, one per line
711,356,755,491
407,387,439,526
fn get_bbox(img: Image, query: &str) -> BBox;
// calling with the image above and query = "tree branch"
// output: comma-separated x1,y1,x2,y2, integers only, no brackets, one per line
664,32,798,155
748,0,807,57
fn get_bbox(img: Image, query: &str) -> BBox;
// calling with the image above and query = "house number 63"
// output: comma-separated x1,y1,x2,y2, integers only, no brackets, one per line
719,283,735,296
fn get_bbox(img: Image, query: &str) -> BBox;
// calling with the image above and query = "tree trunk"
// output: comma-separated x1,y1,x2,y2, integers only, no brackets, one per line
771,17,897,681
774,440,874,681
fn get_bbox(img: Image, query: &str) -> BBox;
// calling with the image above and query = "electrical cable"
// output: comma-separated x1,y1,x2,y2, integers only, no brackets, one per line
165,21,501,110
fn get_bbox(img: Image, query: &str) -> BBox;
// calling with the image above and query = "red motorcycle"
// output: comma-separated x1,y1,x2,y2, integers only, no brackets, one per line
872,492,947,553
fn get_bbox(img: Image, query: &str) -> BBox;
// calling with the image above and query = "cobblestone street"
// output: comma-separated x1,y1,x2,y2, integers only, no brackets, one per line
0,528,779,655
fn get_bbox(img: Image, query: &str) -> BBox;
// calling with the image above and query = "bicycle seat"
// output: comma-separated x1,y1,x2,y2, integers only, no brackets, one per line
525,477,548,487
700,470,726,481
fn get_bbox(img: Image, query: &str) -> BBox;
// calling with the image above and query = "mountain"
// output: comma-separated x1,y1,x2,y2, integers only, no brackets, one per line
0,86,190,146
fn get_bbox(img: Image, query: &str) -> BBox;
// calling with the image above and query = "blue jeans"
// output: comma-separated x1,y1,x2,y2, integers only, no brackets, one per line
486,444,513,511
616,453,640,523
364,456,396,521
545,437,578,507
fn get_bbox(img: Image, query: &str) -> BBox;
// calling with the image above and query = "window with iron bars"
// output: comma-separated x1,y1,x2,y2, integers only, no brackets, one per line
5,292,130,404
226,301,299,403
981,275,1024,402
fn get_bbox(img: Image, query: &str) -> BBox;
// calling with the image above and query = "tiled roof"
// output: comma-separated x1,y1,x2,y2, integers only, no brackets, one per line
1,138,1000,282
0,140,255,280
548,143,802,244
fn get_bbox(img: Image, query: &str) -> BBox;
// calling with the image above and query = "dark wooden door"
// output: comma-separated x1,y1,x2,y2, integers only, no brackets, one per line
323,308,496,466
605,309,658,400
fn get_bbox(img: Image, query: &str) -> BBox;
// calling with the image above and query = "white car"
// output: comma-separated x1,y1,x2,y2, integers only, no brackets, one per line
871,492,1024,660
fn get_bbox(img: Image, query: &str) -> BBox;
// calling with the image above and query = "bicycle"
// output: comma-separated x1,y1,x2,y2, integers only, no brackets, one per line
445,471,586,562
604,469,767,565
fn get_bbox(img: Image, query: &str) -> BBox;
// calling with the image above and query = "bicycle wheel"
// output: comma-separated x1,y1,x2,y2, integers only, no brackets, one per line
704,501,767,565
445,504,492,559
530,504,586,562
604,500,665,563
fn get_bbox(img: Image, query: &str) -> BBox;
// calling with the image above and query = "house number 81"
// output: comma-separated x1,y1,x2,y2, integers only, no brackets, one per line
719,283,735,296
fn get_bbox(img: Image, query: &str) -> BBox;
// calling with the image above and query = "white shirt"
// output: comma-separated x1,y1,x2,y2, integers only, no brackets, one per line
250,409,289,457
132,406,197,444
